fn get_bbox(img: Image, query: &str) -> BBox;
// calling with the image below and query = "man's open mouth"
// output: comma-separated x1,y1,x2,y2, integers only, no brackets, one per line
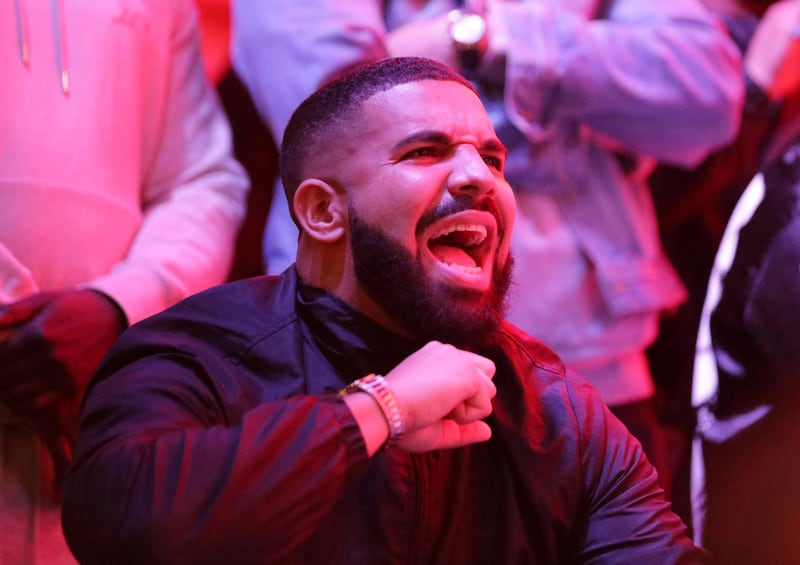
425,220,492,274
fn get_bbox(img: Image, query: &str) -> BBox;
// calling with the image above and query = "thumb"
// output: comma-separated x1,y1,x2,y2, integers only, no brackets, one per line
435,419,493,449
0,293,52,326
454,420,493,446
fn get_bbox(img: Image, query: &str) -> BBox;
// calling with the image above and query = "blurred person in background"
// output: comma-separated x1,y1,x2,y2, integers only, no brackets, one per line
679,1,800,561
0,0,249,562
647,0,800,527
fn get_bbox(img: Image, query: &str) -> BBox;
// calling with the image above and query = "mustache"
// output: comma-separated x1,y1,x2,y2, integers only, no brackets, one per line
415,196,506,238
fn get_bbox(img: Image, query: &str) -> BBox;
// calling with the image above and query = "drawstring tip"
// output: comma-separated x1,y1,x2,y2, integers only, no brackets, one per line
19,42,29,66
61,70,70,95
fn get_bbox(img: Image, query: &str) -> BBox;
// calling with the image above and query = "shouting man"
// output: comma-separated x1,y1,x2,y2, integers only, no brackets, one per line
61,57,705,564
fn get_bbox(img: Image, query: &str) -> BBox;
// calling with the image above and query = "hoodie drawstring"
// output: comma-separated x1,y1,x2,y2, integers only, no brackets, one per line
13,0,28,65
50,0,70,94
14,0,70,95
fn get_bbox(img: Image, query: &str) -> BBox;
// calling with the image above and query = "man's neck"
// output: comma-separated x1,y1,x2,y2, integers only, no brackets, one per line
296,239,415,339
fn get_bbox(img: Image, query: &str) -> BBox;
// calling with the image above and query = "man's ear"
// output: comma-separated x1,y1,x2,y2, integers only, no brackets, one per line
293,179,347,243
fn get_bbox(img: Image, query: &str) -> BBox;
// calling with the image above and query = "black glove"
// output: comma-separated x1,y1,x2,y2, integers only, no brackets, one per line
0,288,128,482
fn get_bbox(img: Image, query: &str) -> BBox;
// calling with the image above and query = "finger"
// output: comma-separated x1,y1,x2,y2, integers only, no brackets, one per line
0,293,50,326
436,419,492,449
463,351,496,378
396,418,493,452
479,372,497,398
446,403,490,424
455,420,493,446
446,385,495,424
0,327,56,390
458,372,497,414
2,381,61,417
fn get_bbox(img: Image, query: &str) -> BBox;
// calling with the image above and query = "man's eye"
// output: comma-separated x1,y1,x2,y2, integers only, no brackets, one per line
483,155,503,170
404,147,438,159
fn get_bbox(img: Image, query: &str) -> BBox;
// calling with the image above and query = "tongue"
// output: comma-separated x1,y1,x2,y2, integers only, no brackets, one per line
430,244,477,268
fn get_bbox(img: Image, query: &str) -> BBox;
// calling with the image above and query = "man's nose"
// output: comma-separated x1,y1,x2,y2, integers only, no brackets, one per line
446,145,495,198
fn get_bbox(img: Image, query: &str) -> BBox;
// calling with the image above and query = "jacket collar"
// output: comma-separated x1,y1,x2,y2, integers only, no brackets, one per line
296,277,423,379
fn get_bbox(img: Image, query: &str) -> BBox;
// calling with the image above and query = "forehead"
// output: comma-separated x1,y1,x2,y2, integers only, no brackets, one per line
358,80,497,144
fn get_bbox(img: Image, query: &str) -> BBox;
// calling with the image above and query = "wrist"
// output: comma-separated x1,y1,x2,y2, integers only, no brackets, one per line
340,374,405,452
84,288,129,334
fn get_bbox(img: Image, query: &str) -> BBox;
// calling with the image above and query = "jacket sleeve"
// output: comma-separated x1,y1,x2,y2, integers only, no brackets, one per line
564,374,709,563
500,0,744,167
737,179,800,384
61,334,368,564
88,0,249,324
231,0,388,142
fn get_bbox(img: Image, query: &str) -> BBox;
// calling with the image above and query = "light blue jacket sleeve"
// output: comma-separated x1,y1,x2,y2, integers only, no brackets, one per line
500,0,743,166
231,0,389,143
233,0,742,167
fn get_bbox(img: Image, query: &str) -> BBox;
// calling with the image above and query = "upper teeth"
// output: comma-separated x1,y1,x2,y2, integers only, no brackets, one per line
430,223,487,245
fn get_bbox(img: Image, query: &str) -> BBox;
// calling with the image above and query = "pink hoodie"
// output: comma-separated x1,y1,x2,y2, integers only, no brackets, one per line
0,1,248,562
0,0,248,324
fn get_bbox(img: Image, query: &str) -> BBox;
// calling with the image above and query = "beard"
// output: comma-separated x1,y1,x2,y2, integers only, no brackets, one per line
348,200,514,350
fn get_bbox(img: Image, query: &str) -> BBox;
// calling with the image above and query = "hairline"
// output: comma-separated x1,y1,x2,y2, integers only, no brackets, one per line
280,58,477,224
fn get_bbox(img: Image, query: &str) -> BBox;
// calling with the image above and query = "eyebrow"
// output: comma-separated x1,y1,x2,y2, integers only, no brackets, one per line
390,129,507,156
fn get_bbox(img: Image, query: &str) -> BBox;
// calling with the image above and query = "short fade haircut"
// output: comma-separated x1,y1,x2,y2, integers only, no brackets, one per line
280,57,476,221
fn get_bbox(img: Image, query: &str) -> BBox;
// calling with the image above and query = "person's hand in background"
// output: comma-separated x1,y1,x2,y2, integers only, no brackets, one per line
0,288,127,481
746,0,800,100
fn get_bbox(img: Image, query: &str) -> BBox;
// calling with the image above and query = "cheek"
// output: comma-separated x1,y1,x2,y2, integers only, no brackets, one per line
350,195,423,252
350,168,445,245
369,184,433,230
497,186,517,240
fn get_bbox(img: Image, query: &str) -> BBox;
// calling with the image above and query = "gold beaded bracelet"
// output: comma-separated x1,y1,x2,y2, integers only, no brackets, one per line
340,373,406,446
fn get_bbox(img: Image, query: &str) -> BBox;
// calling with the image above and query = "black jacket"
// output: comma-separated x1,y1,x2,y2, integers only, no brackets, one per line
62,269,701,564
701,145,800,565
